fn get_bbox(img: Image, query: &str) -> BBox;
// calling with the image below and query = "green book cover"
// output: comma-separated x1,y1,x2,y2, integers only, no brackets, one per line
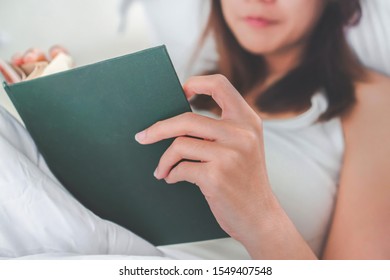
3,45,227,245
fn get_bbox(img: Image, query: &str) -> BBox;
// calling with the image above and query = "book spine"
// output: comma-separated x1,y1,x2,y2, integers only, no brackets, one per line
160,46,192,113
2,82,14,103
2,81,23,121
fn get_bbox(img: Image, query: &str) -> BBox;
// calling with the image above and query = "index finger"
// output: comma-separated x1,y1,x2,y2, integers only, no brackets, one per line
183,74,252,120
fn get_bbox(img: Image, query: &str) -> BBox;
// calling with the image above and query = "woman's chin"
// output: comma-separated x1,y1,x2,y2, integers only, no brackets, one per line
234,37,279,55
241,44,280,56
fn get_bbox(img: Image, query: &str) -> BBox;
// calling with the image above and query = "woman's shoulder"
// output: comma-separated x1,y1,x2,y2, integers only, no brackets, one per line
343,69,390,124
342,68,390,145
355,69,390,101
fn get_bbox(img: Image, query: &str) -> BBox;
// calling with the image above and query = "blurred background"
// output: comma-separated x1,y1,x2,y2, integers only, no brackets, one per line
0,0,213,120
1,0,389,121
0,0,150,66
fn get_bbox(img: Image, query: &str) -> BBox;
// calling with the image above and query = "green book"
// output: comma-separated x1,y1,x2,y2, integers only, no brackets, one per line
3,45,227,246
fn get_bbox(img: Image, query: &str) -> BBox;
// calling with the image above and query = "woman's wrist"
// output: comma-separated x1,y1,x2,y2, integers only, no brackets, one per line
238,193,317,260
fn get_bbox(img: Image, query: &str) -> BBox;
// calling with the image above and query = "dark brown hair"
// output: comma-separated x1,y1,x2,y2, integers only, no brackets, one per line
191,0,365,120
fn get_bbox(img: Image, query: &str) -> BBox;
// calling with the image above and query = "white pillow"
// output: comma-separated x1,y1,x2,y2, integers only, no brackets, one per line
347,0,390,75
120,0,215,81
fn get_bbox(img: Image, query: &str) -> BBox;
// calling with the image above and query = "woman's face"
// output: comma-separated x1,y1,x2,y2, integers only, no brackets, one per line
221,0,327,56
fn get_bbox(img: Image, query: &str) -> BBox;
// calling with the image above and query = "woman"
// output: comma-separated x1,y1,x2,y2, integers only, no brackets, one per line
1,0,389,260
135,0,390,259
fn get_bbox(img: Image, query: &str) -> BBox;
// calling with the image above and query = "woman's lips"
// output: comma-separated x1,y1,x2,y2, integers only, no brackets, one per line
244,16,278,28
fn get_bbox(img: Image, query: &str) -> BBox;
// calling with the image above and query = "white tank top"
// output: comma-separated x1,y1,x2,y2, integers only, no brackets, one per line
262,92,343,256
160,92,344,259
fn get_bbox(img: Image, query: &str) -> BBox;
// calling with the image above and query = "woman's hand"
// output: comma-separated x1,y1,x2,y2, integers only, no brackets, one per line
11,46,69,67
135,75,278,248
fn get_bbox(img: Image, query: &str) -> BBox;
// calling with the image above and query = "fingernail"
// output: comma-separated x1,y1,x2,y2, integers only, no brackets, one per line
153,167,159,179
135,130,146,143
